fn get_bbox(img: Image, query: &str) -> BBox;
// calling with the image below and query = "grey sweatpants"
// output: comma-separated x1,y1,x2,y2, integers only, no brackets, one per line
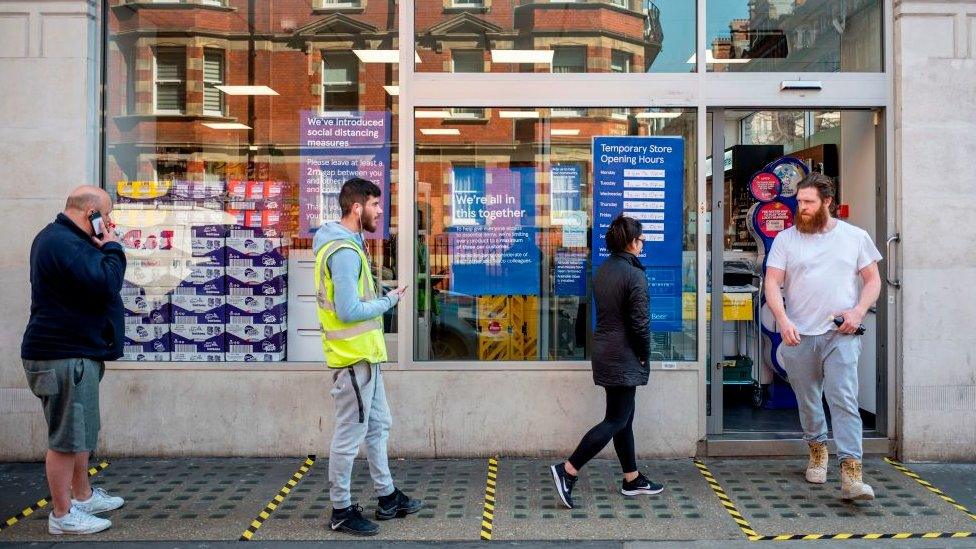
328,361,395,509
780,331,864,461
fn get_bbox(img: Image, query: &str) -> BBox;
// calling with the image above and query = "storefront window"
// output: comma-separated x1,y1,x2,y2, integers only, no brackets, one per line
415,108,698,361
104,1,399,363
415,0,695,73
705,0,883,72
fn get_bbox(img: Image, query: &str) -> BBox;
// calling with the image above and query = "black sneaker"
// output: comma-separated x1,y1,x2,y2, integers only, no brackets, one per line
376,488,423,520
549,463,577,509
621,473,664,496
329,504,379,536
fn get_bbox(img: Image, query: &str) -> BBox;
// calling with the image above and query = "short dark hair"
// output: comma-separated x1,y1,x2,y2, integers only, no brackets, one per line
339,178,382,217
797,173,836,206
606,214,642,253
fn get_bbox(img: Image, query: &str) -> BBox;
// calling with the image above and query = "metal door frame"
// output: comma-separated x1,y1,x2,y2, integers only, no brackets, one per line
704,106,897,454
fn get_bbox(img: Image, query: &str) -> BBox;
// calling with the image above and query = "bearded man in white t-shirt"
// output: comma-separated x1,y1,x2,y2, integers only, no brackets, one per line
764,173,883,501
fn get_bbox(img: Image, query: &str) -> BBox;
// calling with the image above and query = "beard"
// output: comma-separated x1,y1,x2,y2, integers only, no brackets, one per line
361,212,379,233
795,202,829,234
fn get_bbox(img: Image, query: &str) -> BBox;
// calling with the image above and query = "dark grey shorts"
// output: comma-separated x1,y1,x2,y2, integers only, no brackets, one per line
22,358,104,453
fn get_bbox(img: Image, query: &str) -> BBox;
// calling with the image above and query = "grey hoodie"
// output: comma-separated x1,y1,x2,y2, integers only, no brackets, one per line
312,221,398,323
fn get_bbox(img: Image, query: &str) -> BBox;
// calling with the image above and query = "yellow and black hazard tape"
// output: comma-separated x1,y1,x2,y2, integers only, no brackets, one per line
0,460,110,532
480,457,499,541
694,459,760,539
885,457,976,522
751,532,975,541
240,455,315,541
694,457,975,541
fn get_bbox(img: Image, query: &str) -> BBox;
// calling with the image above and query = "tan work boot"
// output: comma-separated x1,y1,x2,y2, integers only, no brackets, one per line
840,458,875,501
805,442,828,484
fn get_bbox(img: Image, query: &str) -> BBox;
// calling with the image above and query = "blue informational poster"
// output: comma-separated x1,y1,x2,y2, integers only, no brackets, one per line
450,166,540,296
592,136,685,332
554,251,587,297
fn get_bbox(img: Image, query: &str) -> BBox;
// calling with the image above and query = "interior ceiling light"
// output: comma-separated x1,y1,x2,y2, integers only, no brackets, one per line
383,85,400,96
420,128,461,135
415,110,452,118
686,50,751,64
499,110,540,119
551,129,580,136
490,50,554,64
635,112,682,119
215,85,279,96
353,50,422,63
202,122,251,129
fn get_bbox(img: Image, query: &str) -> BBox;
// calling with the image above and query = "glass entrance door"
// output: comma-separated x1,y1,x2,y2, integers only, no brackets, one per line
706,108,890,440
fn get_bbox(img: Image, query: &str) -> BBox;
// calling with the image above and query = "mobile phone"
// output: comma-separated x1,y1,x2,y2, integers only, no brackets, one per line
88,211,105,239
831,315,866,335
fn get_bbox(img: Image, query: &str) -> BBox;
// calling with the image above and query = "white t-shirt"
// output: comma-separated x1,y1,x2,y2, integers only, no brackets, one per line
766,220,882,335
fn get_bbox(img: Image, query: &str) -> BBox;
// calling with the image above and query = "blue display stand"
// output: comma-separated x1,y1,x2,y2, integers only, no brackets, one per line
765,376,799,410
746,156,810,410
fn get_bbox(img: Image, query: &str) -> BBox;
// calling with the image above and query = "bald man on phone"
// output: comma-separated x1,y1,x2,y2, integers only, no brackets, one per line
22,186,127,534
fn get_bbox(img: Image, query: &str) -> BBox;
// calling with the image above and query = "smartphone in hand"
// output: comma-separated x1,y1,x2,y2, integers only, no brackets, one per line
88,211,105,239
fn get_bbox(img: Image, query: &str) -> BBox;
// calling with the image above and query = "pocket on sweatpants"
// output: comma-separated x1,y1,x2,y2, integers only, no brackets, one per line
25,369,59,397
330,368,364,424
72,359,86,387
836,337,862,366
358,362,373,386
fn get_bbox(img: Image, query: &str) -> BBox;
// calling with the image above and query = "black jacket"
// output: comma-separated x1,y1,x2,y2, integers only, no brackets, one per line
21,214,126,361
591,252,651,387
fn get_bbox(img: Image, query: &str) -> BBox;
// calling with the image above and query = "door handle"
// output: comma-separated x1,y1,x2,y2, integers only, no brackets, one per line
885,233,901,289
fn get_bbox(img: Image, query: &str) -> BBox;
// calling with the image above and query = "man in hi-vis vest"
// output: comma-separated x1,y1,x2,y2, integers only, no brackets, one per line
312,178,421,536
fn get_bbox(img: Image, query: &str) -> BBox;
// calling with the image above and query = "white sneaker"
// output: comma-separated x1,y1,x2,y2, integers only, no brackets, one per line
72,486,125,514
48,505,112,535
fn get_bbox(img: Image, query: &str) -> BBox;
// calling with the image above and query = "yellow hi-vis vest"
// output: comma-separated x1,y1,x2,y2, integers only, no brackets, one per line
314,239,387,368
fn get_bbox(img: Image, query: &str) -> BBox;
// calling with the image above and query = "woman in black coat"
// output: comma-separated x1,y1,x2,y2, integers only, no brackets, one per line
549,215,663,509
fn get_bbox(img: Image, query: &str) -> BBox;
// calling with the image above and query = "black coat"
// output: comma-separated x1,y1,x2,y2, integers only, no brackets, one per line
591,252,651,387
21,214,126,361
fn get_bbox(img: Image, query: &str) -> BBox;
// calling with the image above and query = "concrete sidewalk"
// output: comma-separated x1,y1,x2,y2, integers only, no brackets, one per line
1,457,974,544
2,542,976,549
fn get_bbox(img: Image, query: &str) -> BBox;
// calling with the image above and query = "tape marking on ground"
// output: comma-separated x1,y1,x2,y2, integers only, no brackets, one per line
0,461,110,532
747,457,976,541
693,459,760,539
480,457,499,541
885,457,976,522
695,459,976,542
239,455,315,541
750,532,974,541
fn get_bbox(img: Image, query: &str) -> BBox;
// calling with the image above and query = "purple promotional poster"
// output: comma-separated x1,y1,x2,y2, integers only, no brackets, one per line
299,111,391,239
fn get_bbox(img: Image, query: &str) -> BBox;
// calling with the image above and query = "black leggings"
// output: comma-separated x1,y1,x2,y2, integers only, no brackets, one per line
567,386,637,473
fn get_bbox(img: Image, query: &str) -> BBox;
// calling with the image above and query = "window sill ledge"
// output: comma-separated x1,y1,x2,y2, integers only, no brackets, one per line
445,116,491,124
112,2,237,13
113,114,236,122
443,6,489,14
106,361,699,372
311,6,366,15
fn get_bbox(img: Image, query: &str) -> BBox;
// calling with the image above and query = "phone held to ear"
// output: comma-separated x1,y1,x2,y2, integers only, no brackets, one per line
88,211,105,239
